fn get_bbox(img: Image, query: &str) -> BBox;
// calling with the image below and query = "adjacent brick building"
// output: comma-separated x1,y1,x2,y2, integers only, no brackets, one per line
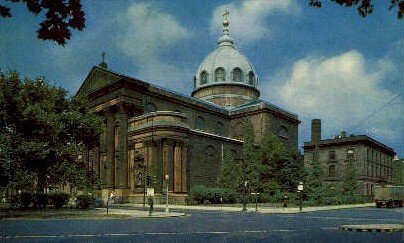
76,18,300,202
304,119,396,196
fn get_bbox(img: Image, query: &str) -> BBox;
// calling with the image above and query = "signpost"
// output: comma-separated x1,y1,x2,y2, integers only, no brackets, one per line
165,175,169,214
106,191,116,215
297,182,304,212
242,181,248,212
251,192,260,212
147,187,154,216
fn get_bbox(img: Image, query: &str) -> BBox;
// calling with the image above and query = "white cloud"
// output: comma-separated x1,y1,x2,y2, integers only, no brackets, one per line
263,50,401,143
118,2,191,59
115,2,193,89
211,0,298,45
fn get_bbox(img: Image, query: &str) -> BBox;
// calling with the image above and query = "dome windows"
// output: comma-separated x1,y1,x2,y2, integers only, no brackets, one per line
215,122,225,135
232,67,243,82
214,67,226,82
145,102,157,113
278,126,288,139
200,71,208,85
247,71,255,85
196,116,205,130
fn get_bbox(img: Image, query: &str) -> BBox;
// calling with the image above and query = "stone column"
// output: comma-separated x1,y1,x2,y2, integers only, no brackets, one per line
106,114,115,188
127,142,135,192
181,143,188,193
115,105,128,189
92,146,100,181
173,142,182,192
99,118,107,187
162,139,174,191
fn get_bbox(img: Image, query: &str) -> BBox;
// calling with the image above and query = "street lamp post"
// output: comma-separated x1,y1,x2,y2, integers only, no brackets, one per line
165,174,169,214
297,181,304,212
242,180,248,212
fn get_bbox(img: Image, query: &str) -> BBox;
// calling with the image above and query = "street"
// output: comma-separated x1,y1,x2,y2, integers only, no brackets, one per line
1,207,403,242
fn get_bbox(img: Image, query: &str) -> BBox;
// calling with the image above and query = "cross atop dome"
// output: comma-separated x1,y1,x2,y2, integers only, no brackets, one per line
218,9,233,46
223,9,229,26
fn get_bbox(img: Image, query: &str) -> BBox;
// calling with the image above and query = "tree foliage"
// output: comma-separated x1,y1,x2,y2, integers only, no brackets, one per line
342,155,358,195
0,0,86,45
309,0,404,19
392,159,404,185
219,122,304,199
0,71,101,192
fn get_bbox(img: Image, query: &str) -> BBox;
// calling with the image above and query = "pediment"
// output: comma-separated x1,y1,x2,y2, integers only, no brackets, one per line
76,67,121,97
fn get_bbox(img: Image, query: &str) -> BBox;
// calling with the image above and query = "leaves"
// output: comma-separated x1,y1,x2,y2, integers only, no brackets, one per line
0,0,86,45
0,70,101,191
309,0,403,19
219,123,304,196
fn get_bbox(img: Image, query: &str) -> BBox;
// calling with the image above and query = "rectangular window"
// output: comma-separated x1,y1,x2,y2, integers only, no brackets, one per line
329,151,336,160
347,150,354,160
328,165,336,177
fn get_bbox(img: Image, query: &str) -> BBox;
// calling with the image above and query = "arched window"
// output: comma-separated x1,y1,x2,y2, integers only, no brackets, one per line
233,121,244,140
200,71,208,85
329,165,336,176
214,67,225,82
216,122,225,135
232,68,243,82
278,126,288,139
230,149,238,160
145,102,156,113
193,76,197,87
247,71,255,85
205,146,216,159
196,116,205,130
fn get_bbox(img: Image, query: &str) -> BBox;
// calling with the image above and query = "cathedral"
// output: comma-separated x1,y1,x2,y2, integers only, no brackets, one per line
76,16,300,202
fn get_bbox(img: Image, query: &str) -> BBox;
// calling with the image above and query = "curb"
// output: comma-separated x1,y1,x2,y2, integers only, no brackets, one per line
339,224,404,233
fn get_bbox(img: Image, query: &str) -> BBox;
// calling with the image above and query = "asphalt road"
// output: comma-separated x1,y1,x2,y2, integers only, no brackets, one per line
1,207,402,242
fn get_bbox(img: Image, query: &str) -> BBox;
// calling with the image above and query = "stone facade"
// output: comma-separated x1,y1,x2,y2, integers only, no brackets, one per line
76,67,299,201
304,120,396,196
76,17,300,202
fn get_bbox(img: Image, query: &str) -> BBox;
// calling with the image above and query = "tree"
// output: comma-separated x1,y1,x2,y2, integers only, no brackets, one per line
218,122,260,195
0,71,101,193
242,122,261,193
305,146,327,204
341,153,361,203
219,124,304,201
309,0,404,19
0,0,86,45
392,159,404,185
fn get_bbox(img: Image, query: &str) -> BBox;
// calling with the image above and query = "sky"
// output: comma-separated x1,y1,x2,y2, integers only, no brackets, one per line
1,0,403,157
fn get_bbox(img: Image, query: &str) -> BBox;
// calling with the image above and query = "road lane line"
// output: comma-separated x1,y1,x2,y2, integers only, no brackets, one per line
0,228,353,240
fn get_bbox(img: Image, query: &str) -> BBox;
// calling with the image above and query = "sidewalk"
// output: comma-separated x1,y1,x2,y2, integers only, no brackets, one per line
118,203,375,214
95,208,185,218
1,208,185,220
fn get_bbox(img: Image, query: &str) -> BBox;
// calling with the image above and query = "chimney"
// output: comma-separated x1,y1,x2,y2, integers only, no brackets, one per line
311,119,321,142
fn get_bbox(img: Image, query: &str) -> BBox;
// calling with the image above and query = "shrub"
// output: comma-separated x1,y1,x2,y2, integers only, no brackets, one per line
48,193,69,209
189,185,208,204
34,193,48,209
20,192,33,208
76,195,95,209
94,197,104,208
189,186,237,204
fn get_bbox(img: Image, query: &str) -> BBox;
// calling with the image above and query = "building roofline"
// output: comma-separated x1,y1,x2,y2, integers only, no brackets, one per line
78,67,299,121
303,135,395,155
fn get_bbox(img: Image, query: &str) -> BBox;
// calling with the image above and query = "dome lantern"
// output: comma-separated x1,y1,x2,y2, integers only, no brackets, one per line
192,10,260,109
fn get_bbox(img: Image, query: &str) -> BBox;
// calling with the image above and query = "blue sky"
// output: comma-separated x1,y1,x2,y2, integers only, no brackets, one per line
1,0,403,156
